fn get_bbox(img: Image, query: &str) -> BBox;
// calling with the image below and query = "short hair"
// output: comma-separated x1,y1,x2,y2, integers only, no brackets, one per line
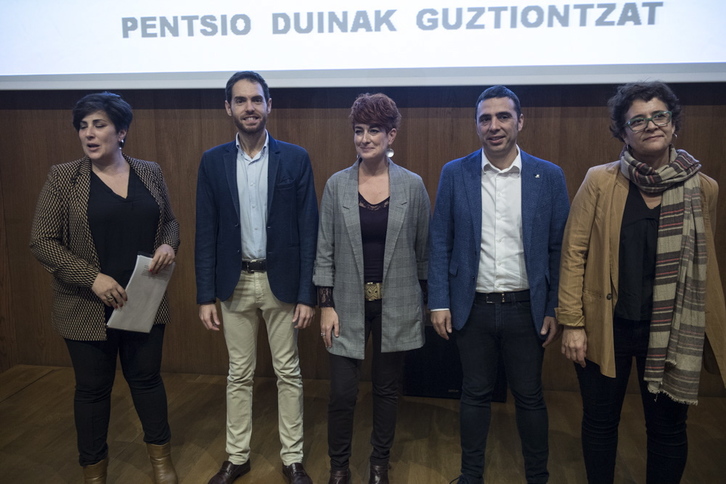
225,71,271,103
349,93,401,132
475,85,522,119
607,81,682,140
72,92,133,133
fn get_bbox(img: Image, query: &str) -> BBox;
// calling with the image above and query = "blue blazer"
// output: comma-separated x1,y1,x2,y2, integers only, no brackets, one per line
428,149,570,336
195,135,318,306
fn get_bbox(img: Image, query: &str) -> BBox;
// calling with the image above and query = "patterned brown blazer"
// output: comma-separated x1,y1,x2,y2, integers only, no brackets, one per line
30,155,180,341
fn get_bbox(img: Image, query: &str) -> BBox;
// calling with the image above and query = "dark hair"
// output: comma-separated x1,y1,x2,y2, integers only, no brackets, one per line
607,81,682,140
72,92,133,139
475,85,522,119
225,71,271,103
349,93,401,132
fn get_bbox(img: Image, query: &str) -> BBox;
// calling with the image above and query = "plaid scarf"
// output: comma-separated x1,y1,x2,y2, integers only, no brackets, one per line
620,147,706,405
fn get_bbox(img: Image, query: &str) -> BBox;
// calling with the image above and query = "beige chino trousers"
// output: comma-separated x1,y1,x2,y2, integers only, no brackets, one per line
220,271,305,466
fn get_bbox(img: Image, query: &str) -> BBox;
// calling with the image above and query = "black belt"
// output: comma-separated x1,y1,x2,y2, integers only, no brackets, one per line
241,258,267,273
477,290,530,304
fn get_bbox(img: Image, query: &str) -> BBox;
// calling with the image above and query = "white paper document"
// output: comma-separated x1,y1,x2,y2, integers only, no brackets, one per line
107,255,175,333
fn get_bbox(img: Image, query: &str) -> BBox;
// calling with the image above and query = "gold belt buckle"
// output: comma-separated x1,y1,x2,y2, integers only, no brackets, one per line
365,282,382,301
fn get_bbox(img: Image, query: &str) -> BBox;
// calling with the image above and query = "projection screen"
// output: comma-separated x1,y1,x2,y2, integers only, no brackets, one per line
1,0,724,89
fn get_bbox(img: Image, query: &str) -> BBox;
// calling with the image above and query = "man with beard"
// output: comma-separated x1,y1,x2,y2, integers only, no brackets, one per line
195,71,318,484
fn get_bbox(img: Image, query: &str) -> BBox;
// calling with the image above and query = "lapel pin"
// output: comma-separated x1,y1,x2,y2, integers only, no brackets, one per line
535,174,540,178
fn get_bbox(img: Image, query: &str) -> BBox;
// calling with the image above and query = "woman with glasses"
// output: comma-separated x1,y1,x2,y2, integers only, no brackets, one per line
556,81,726,483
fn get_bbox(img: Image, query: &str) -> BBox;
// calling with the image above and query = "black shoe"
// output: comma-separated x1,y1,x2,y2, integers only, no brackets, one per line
208,460,251,484
282,462,312,484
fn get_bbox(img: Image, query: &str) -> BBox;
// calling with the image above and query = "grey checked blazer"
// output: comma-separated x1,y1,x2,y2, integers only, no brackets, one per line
313,160,430,359
30,155,180,341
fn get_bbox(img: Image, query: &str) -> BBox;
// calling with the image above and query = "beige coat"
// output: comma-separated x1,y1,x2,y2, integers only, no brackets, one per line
556,160,726,385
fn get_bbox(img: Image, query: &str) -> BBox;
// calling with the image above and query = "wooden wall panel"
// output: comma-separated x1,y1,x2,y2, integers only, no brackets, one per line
0,83,724,396
0,154,16,372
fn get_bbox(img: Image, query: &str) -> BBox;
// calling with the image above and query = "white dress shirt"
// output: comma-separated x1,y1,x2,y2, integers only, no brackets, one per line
236,132,269,260
476,147,529,293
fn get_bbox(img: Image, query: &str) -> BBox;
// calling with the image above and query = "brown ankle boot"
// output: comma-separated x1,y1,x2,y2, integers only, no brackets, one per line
147,442,178,484
83,457,108,484
369,463,390,484
329,468,351,484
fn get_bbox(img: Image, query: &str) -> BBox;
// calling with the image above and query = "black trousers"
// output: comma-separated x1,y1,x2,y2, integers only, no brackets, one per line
576,317,689,484
64,325,171,466
456,295,549,484
327,300,405,470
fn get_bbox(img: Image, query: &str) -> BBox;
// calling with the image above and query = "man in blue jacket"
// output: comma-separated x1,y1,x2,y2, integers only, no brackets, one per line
195,71,317,484
429,86,569,484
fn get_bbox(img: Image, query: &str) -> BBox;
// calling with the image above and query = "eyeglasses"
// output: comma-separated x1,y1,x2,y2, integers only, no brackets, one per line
624,111,672,132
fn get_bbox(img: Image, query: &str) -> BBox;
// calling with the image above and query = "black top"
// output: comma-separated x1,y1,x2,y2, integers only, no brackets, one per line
359,193,389,283
615,181,660,321
88,168,159,290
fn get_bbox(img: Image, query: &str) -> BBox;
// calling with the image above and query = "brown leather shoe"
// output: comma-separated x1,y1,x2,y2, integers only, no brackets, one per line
83,457,108,484
147,442,178,484
207,460,251,484
369,464,389,484
282,462,313,484
328,468,350,484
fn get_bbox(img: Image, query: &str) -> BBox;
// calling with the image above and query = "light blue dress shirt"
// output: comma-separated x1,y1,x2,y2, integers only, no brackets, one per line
236,132,269,260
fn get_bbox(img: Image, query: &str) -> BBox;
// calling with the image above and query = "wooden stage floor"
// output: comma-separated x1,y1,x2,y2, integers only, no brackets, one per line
1,365,724,483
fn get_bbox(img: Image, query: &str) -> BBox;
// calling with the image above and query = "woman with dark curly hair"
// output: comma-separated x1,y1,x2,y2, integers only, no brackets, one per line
557,81,726,483
314,93,430,484
30,92,180,484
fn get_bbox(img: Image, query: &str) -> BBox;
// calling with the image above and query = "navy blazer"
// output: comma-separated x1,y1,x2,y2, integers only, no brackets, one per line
428,149,570,336
195,135,318,306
